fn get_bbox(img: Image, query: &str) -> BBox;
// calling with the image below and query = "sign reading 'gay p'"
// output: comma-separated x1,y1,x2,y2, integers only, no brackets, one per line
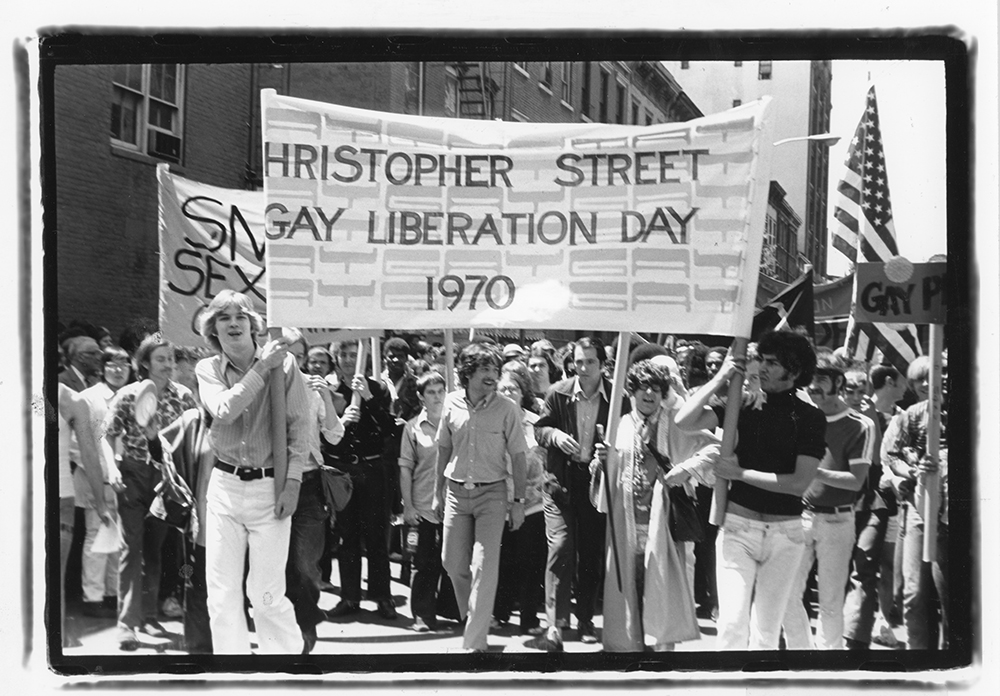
262,90,774,336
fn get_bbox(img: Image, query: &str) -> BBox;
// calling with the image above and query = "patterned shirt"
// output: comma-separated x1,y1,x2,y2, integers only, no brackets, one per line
103,380,196,463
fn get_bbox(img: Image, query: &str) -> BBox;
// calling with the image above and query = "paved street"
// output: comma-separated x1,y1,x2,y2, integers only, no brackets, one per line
61,555,906,659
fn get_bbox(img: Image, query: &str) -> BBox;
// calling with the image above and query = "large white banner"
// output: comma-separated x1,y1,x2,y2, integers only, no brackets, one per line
262,91,774,337
157,165,375,347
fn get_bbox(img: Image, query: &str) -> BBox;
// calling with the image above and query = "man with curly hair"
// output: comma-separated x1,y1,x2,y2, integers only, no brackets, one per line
434,342,528,652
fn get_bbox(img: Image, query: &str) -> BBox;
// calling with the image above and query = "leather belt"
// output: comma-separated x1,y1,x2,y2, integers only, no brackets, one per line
449,478,504,490
805,502,854,514
215,462,274,481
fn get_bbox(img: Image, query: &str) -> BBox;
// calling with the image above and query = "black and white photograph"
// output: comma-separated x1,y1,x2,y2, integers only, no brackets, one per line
4,1,996,691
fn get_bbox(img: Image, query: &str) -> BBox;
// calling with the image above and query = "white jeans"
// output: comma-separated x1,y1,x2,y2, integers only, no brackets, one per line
781,508,856,650
205,468,302,654
716,512,806,650
81,491,120,603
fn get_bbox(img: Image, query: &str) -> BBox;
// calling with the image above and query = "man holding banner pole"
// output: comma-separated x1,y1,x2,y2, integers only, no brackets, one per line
675,330,825,650
195,290,308,654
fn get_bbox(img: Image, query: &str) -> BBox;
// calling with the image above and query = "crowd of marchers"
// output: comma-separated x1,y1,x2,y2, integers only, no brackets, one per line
55,300,948,654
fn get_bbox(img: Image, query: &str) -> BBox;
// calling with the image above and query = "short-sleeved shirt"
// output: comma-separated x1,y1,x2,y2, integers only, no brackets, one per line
104,380,197,464
714,389,826,516
803,408,874,508
399,409,440,521
438,389,527,485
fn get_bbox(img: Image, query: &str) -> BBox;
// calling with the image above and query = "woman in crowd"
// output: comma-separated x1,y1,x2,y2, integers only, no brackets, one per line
493,368,548,635
527,340,561,402
103,333,197,650
591,359,718,652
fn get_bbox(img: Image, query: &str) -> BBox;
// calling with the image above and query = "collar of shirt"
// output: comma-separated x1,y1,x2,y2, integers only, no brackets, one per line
219,345,263,379
416,407,440,430
571,376,606,404
464,389,496,411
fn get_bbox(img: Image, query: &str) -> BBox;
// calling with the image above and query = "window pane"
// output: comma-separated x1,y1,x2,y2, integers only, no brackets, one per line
161,65,177,103
111,64,143,91
148,99,176,131
110,87,139,144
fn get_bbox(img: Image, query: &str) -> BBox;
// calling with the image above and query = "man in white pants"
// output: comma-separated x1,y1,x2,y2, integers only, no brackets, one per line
196,290,309,654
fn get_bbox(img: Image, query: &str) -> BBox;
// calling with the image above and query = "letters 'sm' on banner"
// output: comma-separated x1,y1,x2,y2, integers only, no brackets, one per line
158,164,267,345
262,91,775,336
157,165,375,346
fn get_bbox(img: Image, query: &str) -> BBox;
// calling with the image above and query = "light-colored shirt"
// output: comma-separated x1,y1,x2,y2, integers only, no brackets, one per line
196,348,310,482
304,389,345,473
438,389,526,485
399,409,440,522
573,378,606,463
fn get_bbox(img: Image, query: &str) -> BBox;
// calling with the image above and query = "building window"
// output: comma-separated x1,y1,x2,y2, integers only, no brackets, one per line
615,83,625,124
631,100,639,125
560,62,572,102
734,61,743,67
680,61,689,69
110,64,184,163
581,62,592,117
645,111,653,126
403,62,424,115
540,62,553,89
759,60,772,80
444,67,459,117
599,69,609,122
732,99,742,107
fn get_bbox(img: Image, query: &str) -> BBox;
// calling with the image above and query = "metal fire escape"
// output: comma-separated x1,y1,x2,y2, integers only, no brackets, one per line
452,61,494,119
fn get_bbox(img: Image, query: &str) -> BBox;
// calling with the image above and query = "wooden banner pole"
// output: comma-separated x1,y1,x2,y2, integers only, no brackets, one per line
268,327,288,501
600,331,632,593
351,339,369,409
922,323,945,562
710,337,749,527
444,329,455,392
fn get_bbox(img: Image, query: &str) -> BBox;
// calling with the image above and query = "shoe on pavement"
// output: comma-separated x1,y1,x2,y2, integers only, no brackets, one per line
142,618,169,639
872,624,901,648
526,627,564,652
118,626,139,651
412,616,436,632
81,600,116,619
326,600,361,620
376,600,399,620
577,620,598,644
524,625,545,636
161,596,184,619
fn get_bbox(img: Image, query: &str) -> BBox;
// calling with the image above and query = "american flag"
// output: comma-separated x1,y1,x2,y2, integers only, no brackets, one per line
831,86,921,372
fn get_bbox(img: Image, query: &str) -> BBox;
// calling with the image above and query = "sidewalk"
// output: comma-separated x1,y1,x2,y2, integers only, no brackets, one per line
60,557,905,657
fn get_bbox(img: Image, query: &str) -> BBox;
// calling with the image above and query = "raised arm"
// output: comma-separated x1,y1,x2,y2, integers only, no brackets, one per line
675,356,742,432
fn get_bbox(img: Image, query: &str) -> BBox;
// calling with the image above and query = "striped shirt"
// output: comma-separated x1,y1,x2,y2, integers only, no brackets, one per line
803,407,875,508
196,348,310,481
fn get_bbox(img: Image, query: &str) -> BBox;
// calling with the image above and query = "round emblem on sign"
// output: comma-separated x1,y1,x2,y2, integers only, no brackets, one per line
262,591,273,606
884,255,914,284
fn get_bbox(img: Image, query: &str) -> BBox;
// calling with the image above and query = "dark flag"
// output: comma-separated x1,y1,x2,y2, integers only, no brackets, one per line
751,266,814,341
830,85,921,372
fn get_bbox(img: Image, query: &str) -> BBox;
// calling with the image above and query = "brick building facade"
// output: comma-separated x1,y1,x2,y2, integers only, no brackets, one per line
52,60,699,344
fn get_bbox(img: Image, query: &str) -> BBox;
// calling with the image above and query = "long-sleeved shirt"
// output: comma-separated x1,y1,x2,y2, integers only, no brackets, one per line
305,389,345,473
437,389,526,486
196,348,310,482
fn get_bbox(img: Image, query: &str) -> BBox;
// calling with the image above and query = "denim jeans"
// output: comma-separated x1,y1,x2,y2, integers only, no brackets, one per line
715,511,806,650
286,470,329,633
781,508,856,649
116,458,169,630
409,518,458,622
843,506,889,644
900,501,948,649
543,465,606,629
205,468,302,654
442,480,507,651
